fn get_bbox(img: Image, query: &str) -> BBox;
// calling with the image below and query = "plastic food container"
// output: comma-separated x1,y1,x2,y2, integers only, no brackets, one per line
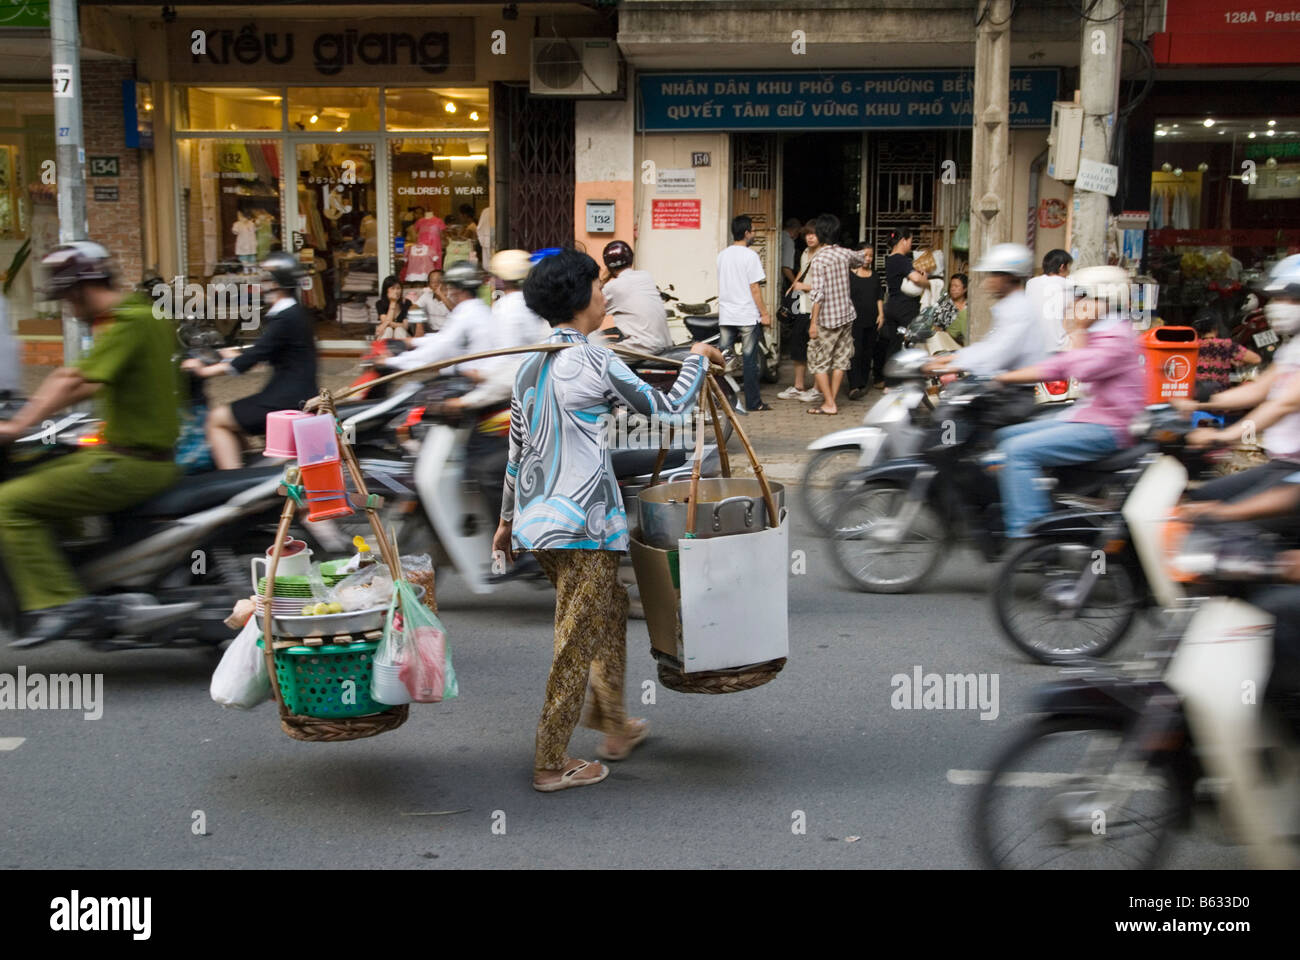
292,414,341,466
264,410,311,459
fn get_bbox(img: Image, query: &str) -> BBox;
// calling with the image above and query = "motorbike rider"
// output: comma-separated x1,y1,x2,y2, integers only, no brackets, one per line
0,242,190,645
595,240,673,353
491,249,552,350
990,266,1147,538
379,260,501,378
181,251,318,470
925,243,1048,378
1178,254,1300,509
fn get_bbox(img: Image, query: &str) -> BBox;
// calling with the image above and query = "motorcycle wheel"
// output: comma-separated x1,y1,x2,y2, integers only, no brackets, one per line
800,447,863,535
993,538,1139,664
760,348,780,384
973,715,1182,870
829,481,944,593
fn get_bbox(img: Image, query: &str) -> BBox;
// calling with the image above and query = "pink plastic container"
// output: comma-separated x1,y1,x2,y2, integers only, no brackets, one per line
264,410,310,459
291,414,341,466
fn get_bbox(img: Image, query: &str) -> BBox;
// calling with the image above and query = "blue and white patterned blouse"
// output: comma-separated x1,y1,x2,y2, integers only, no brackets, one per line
502,326,708,551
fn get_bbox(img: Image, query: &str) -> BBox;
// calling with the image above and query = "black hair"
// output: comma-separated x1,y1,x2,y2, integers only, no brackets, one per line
784,217,803,230
523,248,600,326
814,213,841,246
950,272,969,292
459,203,476,218
731,215,753,241
887,229,912,250
1042,249,1073,276
1193,307,1227,339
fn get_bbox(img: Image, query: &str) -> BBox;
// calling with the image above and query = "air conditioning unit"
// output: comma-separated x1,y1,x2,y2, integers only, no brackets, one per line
530,37,622,97
1046,101,1084,181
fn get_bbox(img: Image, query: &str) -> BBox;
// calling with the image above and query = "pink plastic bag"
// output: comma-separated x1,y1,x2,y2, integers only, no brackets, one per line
382,580,457,703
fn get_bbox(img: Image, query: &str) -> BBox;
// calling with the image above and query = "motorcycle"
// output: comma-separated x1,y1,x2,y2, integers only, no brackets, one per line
389,377,722,594
991,405,1227,664
661,286,781,389
827,354,1143,593
974,454,1300,869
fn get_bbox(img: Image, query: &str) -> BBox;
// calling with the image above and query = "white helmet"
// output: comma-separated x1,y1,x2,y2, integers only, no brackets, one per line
490,249,533,283
973,243,1034,278
1070,265,1131,312
1260,254,1300,299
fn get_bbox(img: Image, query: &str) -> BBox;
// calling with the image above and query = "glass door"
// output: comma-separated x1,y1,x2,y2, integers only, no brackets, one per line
290,140,383,339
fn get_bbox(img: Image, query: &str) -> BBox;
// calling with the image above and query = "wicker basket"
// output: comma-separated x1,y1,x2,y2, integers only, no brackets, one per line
652,650,786,695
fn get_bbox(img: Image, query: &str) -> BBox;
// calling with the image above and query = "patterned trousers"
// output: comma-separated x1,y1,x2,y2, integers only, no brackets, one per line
531,548,629,770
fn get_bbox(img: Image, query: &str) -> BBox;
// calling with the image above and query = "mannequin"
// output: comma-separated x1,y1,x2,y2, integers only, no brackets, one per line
402,209,445,282
232,210,257,268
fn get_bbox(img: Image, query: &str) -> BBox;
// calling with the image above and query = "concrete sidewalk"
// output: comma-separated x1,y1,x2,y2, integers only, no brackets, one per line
20,355,870,484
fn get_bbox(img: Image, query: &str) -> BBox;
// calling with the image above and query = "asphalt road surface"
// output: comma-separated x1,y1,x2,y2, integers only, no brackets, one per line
0,504,1245,869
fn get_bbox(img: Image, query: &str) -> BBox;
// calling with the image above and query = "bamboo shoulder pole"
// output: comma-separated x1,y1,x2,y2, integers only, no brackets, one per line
707,376,778,528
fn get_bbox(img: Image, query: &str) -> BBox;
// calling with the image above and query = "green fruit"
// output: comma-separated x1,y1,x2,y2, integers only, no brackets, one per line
314,602,332,616
327,602,344,614
301,605,315,616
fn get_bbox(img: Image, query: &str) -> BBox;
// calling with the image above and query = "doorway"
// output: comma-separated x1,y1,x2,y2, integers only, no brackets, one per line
780,132,864,243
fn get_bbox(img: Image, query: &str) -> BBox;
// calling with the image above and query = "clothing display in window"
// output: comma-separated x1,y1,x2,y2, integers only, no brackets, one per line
402,213,446,282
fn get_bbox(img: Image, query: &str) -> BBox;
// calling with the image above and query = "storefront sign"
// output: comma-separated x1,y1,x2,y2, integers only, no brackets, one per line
1153,0,1300,64
656,169,696,194
586,199,616,234
89,156,120,177
652,199,701,230
2,1,49,28
1075,159,1119,197
92,186,118,202
638,69,1059,131
168,19,475,82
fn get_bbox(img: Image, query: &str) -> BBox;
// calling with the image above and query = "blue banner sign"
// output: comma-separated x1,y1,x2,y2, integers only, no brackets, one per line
638,69,1059,131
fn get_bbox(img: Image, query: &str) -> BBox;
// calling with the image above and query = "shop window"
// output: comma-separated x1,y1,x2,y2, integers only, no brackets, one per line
388,137,489,283
384,87,489,132
177,87,283,131
177,138,283,286
287,88,380,133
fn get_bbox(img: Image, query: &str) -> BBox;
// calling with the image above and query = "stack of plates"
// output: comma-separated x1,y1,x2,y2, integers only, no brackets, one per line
255,595,320,617
254,558,351,598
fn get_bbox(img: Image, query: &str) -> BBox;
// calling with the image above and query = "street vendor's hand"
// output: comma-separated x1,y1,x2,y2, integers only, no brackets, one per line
690,342,724,369
492,519,515,565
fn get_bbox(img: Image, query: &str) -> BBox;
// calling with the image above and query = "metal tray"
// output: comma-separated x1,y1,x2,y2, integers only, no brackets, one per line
269,585,425,638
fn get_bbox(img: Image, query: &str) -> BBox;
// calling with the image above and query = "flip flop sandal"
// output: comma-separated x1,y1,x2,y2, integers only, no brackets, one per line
533,758,609,793
807,407,838,415
596,719,650,761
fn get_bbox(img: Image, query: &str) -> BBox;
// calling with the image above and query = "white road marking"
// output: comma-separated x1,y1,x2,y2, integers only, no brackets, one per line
947,768,1162,790
0,737,26,751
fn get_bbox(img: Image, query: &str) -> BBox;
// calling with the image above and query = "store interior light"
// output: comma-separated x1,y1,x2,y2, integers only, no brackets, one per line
309,114,319,124
1218,129,1225,135
1203,117,1215,127
1269,119,1277,127
1267,129,1276,137
469,111,479,121
444,102,457,113
1155,128,1167,136
336,126,343,132
1248,132,1257,139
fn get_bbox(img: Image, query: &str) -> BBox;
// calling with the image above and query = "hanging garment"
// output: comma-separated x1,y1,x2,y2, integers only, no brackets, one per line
402,215,445,282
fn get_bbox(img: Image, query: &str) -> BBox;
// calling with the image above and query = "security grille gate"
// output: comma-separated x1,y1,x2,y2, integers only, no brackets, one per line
867,133,938,267
500,84,575,251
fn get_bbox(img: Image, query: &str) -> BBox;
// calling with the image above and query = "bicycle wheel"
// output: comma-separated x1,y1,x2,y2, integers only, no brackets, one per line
829,481,944,593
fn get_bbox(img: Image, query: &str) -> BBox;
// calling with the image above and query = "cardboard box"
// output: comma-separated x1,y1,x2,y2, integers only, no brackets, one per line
629,512,789,673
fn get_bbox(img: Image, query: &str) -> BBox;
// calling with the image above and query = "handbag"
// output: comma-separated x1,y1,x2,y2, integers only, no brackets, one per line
777,253,816,323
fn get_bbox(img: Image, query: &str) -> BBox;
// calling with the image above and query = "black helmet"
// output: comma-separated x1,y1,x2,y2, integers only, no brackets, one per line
602,240,634,272
259,251,306,294
443,260,484,291
39,241,115,298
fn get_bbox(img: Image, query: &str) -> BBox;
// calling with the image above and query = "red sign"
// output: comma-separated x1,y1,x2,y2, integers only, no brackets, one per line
651,199,701,230
1153,0,1300,65
1037,197,1067,229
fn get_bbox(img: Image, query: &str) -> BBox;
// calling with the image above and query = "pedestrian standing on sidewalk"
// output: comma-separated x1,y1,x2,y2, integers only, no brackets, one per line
778,220,823,403
717,215,772,411
493,249,723,792
879,230,926,387
805,213,868,416
847,241,884,401
778,217,803,354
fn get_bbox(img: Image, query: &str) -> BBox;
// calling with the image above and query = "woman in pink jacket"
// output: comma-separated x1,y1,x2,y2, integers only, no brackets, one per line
991,266,1147,538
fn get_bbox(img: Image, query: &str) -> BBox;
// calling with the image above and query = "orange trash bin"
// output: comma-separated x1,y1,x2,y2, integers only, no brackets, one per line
1139,326,1200,404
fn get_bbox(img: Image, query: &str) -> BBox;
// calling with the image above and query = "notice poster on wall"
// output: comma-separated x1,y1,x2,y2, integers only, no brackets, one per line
652,198,701,229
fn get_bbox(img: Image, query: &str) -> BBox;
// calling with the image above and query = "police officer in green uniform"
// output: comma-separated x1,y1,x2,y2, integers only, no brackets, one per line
0,242,186,646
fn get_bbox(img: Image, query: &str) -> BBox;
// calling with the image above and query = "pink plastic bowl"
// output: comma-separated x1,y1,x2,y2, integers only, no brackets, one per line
264,410,310,459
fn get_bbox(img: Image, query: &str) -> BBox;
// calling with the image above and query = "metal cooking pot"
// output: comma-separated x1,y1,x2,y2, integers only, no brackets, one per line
637,477,785,549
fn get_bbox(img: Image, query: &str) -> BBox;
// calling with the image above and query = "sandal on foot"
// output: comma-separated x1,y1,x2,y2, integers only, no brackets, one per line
533,757,609,793
807,407,838,415
597,718,650,761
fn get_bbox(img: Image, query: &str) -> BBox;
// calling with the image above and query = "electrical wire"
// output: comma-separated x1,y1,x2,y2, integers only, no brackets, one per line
975,0,1019,27
1064,0,1131,23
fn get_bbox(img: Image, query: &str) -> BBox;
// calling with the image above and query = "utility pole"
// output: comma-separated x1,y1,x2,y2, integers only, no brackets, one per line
968,0,1012,342
50,0,88,364
1073,0,1123,269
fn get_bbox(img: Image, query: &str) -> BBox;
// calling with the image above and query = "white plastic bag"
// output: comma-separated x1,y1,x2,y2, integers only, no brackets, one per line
210,619,272,709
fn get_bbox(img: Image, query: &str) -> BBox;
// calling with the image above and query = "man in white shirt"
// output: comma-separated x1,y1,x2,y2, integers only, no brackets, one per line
597,240,672,352
382,261,502,377
717,215,772,411
490,249,552,349
413,270,452,334
1024,249,1073,352
927,243,1048,377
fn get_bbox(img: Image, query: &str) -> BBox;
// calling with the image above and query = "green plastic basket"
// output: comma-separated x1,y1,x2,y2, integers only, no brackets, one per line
258,638,388,719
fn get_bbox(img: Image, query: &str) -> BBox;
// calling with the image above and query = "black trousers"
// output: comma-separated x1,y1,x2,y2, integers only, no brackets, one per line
849,317,877,391
1188,460,1300,538
1249,585,1300,695
465,429,509,526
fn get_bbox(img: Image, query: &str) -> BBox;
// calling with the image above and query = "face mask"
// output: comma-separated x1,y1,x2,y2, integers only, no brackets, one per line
1265,301,1300,336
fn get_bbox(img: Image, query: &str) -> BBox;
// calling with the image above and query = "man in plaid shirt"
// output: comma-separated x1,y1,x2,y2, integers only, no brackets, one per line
806,213,868,415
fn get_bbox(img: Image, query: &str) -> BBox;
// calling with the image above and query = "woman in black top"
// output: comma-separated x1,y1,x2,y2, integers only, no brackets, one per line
375,275,418,338
847,242,884,399
181,252,319,469
877,230,928,385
